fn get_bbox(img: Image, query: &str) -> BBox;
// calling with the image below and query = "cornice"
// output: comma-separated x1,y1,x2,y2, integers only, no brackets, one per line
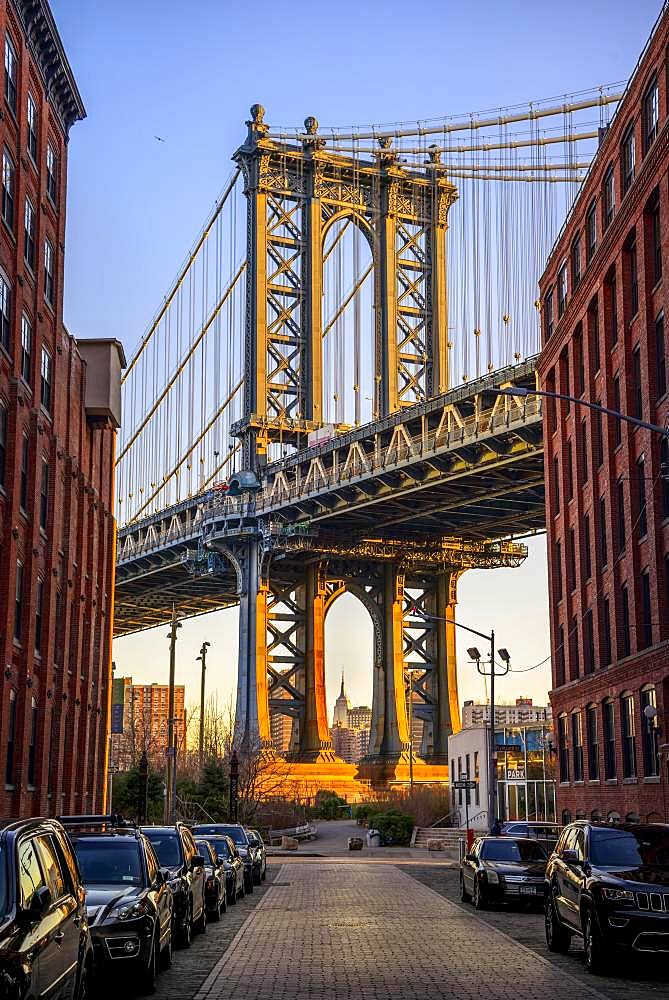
12,0,86,136
538,122,669,374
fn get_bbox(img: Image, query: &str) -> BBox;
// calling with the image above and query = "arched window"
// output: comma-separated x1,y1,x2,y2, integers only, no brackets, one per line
590,809,602,821
561,809,572,826
607,810,621,824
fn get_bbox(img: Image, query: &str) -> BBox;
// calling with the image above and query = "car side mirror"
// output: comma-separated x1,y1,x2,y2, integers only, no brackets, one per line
160,868,171,883
562,849,581,865
464,853,476,863
191,854,205,869
25,885,52,921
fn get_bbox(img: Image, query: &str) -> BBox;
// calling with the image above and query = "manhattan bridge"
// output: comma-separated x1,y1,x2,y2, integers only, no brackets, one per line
113,85,622,792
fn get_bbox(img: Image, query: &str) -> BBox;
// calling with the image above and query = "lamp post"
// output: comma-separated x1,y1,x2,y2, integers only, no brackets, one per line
466,638,511,833
165,606,182,823
406,666,421,789
229,751,239,822
196,641,211,774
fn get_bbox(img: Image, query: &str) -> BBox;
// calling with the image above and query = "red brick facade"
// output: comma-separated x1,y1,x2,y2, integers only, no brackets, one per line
0,1,117,817
538,8,669,824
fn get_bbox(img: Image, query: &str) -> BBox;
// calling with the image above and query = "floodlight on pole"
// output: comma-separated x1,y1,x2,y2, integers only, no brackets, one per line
467,647,481,661
498,648,510,663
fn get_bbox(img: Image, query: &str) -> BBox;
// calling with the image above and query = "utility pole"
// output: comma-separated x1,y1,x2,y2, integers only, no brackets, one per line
165,606,181,823
197,641,211,773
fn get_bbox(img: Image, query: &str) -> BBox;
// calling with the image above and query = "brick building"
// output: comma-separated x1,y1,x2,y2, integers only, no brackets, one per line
538,7,669,823
110,679,186,772
0,0,123,817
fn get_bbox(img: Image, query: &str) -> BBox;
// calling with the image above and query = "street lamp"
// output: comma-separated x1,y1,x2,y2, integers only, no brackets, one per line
165,608,182,824
196,641,211,773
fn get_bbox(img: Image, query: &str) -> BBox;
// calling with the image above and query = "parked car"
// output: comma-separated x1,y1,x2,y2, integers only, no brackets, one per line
246,829,267,883
61,814,173,994
192,824,255,893
460,836,548,910
0,817,92,1000
194,834,245,905
545,821,669,974
141,823,206,948
501,821,561,855
194,839,228,920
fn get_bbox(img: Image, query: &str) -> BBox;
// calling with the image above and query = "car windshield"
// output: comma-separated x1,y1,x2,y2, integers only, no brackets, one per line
590,827,669,867
480,839,547,862
205,837,232,859
196,842,213,864
74,840,143,886
142,832,182,868
196,826,247,847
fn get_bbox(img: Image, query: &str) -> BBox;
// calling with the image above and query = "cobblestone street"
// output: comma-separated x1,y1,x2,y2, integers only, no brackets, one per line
143,861,669,1000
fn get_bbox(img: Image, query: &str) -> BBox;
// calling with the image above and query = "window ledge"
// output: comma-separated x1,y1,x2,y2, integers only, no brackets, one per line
651,277,663,295
587,779,600,785
26,784,35,791
12,638,22,650
573,780,585,786
642,775,660,783
4,784,15,792
605,778,618,785
559,781,571,787
1,218,16,245
622,777,638,784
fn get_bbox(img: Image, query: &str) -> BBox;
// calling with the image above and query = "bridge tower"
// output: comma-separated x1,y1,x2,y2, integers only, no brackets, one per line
223,106,469,788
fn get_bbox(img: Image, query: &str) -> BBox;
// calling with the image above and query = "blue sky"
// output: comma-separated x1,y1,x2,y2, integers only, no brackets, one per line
50,0,663,715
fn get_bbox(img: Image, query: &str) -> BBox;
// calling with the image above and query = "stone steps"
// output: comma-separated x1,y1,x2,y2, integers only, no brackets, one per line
412,827,464,849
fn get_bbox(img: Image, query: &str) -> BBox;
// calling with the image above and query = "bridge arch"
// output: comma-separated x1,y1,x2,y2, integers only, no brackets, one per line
321,211,376,427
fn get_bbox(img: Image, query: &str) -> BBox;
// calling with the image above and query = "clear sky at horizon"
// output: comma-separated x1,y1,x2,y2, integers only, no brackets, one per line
48,0,663,717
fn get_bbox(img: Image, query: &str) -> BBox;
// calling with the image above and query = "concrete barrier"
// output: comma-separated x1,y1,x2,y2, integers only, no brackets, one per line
426,838,445,851
281,836,299,850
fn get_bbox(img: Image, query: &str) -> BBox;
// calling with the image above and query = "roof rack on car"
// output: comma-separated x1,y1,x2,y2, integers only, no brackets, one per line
57,813,138,832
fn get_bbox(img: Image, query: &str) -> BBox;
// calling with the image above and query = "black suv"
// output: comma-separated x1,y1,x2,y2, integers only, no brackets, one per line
0,817,92,1000
246,829,267,883
192,824,256,893
141,824,206,948
545,821,669,973
62,815,173,993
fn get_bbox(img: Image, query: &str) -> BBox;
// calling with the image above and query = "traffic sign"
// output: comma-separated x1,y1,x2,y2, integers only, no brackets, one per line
453,779,476,790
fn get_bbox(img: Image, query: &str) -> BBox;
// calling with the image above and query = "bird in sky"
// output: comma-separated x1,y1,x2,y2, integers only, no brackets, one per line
154,135,166,142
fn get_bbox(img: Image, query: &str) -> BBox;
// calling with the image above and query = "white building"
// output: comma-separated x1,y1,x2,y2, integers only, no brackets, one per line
461,697,552,729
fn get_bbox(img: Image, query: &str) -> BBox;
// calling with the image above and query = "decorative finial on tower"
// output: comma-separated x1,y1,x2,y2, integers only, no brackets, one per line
340,669,345,698
378,136,393,150
426,143,442,166
302,115,326,151
304,115,319,135
244,103,270,146
376,135,397,166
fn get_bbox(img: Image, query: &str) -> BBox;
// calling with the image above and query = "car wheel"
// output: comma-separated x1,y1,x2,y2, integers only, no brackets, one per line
460,874,471,903
245,874,254,894
545,893,571,954
473,877,487,910
178,904,192,949
261,867,267,881
228,884,236,905
160,927,173,970
583,910,605,974
193,898,207,935
238,879,245,900
220,887,228,914
209,897,221,922
75,955,91,1000
253,870,261,885
139,933,157,995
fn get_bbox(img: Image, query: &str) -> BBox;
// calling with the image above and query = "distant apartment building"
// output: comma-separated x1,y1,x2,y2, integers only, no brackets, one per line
110,678,186,771
461,698,552,728
329,674,371,763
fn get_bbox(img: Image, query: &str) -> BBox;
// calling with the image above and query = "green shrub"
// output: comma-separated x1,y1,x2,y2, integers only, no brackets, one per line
372,809,414,846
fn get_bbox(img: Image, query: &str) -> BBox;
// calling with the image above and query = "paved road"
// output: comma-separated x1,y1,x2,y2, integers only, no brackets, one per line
190,863,613,1000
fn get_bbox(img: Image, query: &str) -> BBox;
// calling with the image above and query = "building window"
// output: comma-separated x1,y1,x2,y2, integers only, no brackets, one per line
601,597,611,667
580,419,588,484
603,164,615,229
555,539,563,602
628,239,639,317
571,712,584,781
24,198,35,271
640,687,659,777
588,300,600,372
632,345,642,419
5,689,16,785
583,607,594,674
568,527,576,592
637,457,647,538
583,514,591,579
575,327,585,395
44,239,54,306
571,236,581,290
613,375,622,446
569,615,579,679
39,457,48,531
20,314,32,384
657,312,667,400
27,697,38,786
2,149,15,230
640,569,652,649
27,94,37,162
558,714,569,782
556,624,566,686
35,577,44,654
46,144,57,204
621,124,635,195
606,269,618,345
4,35,17,114
40,348,52,414
599,496,607,566
19,433,28,511
621,693,636,778
617,478,626,552
621,583,631,658
586,199,597,263
0,400,6,488
566,440,573,500
594,404,603,467
603,700,616,779
14,560,23,641
642,76,659,153
553,456,560,514
0,270,10,352
649,190,662,285
661,438,669,516
557,263,567,318
561,351,570,411
586,705,599,780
